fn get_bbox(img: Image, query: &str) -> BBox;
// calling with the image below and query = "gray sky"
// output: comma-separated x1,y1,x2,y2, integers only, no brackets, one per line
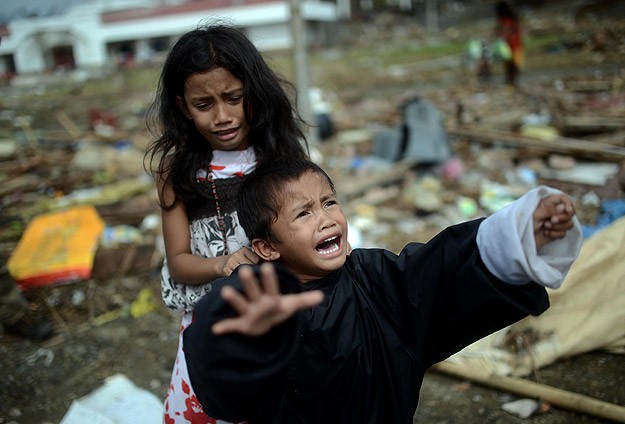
0,0,89,21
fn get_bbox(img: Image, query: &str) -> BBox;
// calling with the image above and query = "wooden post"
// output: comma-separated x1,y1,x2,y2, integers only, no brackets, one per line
433,361,625,423
289,0,319,146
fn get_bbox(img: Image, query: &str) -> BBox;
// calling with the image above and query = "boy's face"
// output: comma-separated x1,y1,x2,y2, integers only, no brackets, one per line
261,171,348,283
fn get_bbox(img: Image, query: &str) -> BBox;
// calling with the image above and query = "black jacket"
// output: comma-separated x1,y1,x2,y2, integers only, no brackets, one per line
184,219,549,423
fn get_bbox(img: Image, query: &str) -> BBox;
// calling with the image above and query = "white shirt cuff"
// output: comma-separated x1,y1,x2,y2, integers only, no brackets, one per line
476,186,583,289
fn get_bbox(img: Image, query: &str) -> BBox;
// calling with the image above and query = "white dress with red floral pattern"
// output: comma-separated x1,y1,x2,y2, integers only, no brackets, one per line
162,148,256,423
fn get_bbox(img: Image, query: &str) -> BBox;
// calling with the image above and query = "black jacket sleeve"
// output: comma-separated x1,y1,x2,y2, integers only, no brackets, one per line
183,264,303,422
349,218,550,368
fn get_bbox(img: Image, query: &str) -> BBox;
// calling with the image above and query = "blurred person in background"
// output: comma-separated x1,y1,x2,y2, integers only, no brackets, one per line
494,1,523,87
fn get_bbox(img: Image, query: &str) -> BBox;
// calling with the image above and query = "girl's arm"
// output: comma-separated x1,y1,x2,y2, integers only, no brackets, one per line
158,175,260,284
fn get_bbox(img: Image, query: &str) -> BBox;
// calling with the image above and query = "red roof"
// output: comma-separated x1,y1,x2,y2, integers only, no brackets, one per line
102,0,278,23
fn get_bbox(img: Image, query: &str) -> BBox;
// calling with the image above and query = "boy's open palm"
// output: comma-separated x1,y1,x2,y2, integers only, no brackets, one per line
533,194,576,250
212,263,324,336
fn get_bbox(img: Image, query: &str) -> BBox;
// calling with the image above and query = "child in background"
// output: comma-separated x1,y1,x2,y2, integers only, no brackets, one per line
183,159,582,423
494,0,523,86
144,24,309,423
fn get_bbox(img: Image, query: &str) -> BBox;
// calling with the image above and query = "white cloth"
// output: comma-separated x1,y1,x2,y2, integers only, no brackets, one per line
477,185,583,289
197,147,256,179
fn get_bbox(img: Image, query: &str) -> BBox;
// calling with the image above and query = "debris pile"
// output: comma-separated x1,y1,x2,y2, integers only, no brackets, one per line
1,5,625,421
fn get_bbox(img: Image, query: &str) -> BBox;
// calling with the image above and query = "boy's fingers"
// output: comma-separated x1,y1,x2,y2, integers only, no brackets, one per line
239,265,262,300
213,291,324,336
260,262,280,296
285,291,324,312
220,285,250,315
212,317,245,335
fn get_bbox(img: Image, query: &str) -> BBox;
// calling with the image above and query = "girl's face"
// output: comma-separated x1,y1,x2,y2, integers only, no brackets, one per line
177,67,250,151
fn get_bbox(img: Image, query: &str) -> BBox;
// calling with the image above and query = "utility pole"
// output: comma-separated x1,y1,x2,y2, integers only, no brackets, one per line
289,0,319,145
425,0,439,34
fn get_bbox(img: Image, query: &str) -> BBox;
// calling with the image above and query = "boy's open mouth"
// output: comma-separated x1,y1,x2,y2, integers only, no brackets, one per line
316,235,341,255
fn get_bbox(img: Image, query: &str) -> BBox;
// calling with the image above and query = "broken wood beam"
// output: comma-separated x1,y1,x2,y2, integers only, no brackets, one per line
561,116,625,134
56,111,84,140
0,174,40,198
564,80,614,92
433,361,625,423
0,151,74,174
582,130,625,147
335,160,415,201
448,126,625,162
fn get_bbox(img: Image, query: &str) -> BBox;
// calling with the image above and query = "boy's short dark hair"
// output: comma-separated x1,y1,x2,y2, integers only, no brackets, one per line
237,159,335,242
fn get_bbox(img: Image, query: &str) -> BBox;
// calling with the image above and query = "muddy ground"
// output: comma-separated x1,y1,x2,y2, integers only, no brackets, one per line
1,1,625,423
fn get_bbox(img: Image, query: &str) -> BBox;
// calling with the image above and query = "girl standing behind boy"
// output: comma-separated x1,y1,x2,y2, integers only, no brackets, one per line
145,23,309,423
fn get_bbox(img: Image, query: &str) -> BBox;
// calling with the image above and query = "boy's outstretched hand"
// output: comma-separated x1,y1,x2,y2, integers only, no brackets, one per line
533,194,576,251
212,263,324,336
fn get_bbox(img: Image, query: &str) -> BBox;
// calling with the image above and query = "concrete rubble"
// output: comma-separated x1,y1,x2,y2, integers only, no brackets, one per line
1,3,624,422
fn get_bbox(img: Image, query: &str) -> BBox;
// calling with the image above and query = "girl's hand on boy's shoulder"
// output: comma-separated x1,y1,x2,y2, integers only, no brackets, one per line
212,263,323,337
533,194,576,250
218,247,261,277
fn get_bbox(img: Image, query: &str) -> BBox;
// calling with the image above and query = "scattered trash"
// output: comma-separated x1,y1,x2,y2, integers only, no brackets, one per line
403,175,444,213
25,348,55,367
456,196,478,218
130,288,158,318
0,138,18,157
537,162,620,186
582,199,625,238
501,398,541,419
400,97,451,164
100,225,143,248
59,373,163,424
7,206,105,289
479,180,517,214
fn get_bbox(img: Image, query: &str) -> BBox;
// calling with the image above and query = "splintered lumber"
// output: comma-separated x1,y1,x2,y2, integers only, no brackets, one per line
0,174,40,197
583,130,625,147
0,151,74,174
56,111,84,140
433,361,625,423
565,80,613,92
335,160,415,200
448,126,625,162
561,116,625,134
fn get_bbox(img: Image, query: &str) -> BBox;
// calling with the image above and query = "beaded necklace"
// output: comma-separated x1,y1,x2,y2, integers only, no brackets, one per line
207,170,229,255
205,147,256,256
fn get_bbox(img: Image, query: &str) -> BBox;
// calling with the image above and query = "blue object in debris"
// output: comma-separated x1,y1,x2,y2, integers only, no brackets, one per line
582,199,625,239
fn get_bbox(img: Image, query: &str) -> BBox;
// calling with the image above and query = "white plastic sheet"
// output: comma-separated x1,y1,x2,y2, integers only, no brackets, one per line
60,374,163,424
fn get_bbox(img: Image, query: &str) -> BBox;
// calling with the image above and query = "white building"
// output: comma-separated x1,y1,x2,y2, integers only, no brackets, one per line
0,0,348,78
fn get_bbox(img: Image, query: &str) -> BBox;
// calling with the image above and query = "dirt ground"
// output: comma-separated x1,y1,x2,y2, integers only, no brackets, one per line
1,1,625,423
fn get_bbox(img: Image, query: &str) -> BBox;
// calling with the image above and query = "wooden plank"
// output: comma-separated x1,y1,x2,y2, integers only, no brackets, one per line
434,361,625,423
91,242,157,279
335,160,415,200
582,130,625,147
448,126,625,162
0,174,40,197
561,116,625,133
565,80,613,92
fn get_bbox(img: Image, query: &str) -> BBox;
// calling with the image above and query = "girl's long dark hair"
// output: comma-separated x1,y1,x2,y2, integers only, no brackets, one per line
145,22,309,209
